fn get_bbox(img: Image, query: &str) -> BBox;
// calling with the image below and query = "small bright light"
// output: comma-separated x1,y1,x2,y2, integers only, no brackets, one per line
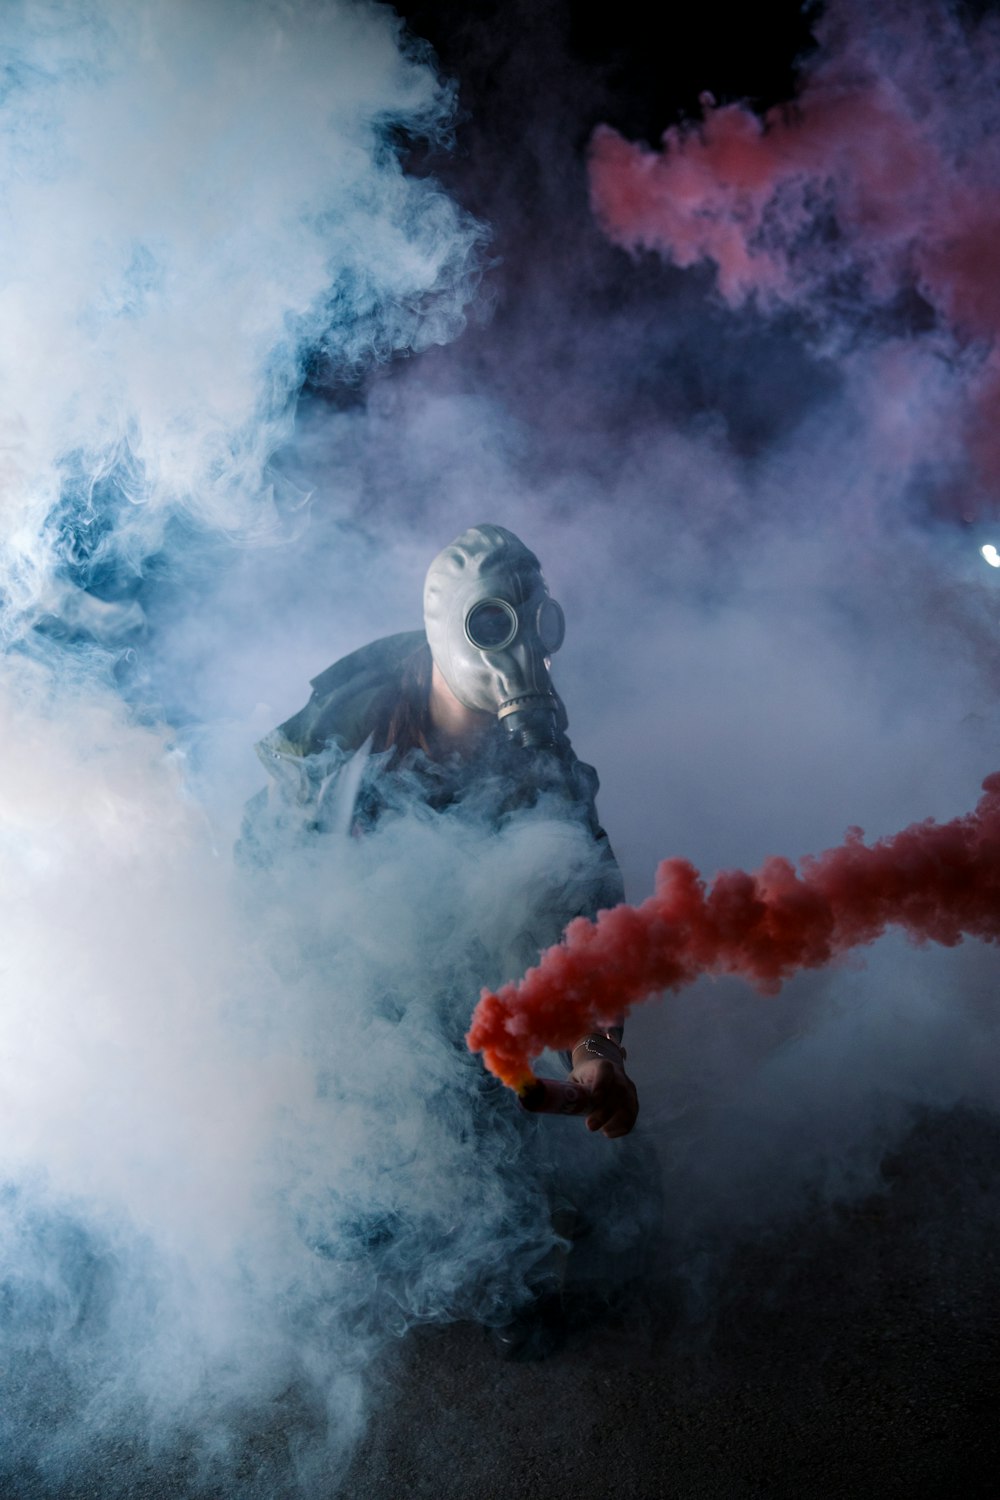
981,544,1000,568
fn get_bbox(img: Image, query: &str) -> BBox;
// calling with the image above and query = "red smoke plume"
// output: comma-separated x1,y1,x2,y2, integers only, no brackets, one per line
587,2,1000,507
467,775,1000,1092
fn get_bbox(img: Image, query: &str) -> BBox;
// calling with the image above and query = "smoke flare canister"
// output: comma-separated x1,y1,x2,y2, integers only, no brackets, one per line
518,1077,592,1115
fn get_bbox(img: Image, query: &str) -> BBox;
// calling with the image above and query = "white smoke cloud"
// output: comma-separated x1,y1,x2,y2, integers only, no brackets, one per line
0,0,480,632
0,650,642,1492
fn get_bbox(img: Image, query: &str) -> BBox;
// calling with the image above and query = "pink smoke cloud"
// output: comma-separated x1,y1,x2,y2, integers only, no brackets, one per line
587,4,1000,509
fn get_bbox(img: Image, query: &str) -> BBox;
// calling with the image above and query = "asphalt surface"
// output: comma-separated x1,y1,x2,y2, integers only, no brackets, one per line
9,1103,1000,1499
338,1104,1000,1500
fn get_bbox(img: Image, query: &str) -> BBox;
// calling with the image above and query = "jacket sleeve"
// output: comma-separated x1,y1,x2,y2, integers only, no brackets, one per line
234,632,424,868
235,730,353,869
556,755,626,1069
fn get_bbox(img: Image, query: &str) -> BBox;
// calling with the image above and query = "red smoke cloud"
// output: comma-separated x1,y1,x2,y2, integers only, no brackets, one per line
467,775,1000,1092
587,3,1000,507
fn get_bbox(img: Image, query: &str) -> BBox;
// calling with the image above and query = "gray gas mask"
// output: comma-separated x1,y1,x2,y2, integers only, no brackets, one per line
423,524,566,750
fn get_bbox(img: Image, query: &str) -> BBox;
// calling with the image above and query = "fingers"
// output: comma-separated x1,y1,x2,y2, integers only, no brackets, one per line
586,1102,636,1138
569,1058,639,1139
585,1075,638,1139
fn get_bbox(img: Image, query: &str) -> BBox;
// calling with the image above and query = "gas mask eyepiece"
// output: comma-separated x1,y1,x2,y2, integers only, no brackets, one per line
535,597,565,654
465,599,518,651
464,597,565,654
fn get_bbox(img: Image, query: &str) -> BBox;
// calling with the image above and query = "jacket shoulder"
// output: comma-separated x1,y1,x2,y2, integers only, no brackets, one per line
272,630,425,758
306,631,425,699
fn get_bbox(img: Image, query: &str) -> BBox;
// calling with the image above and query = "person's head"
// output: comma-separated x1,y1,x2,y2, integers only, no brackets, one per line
423,524,565,749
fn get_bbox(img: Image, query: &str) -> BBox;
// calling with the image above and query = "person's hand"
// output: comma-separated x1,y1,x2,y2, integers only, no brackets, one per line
568,1042,638,1139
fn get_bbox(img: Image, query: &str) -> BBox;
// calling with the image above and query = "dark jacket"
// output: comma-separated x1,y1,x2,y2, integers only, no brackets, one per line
240,632,624,920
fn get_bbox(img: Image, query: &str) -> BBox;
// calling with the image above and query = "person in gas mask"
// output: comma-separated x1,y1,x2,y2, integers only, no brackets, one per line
242,523,638,1137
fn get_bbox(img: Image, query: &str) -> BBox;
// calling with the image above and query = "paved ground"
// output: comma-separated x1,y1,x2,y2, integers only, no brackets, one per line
338,1104,1000,1500
11,1103,1000,1499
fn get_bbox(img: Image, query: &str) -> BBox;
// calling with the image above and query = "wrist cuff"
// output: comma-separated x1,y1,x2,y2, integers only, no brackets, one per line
572,1033,626,1065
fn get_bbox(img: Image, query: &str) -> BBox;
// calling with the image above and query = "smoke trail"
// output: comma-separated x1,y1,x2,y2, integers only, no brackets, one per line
587,0,1000,512
0,0,480,637
468,773,1000,1090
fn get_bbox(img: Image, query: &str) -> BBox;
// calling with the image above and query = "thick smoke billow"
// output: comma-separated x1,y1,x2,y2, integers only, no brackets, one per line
0,0,480,635
588,0,1000,513
469,773,1000,1090
0,651,630,1493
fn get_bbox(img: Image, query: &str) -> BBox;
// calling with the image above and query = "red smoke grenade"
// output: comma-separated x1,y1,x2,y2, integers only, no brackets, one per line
518,1077,592,1116
467,776,1000,1093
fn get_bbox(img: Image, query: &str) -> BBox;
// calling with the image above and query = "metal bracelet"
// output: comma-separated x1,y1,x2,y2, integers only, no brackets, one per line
572,1033,626,1065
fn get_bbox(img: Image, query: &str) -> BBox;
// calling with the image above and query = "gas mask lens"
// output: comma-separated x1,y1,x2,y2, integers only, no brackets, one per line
537,597,564,654
465,599,518,650
464,595,565,654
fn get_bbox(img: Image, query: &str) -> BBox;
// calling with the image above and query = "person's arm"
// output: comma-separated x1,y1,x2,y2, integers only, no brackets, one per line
549,750,639,1136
